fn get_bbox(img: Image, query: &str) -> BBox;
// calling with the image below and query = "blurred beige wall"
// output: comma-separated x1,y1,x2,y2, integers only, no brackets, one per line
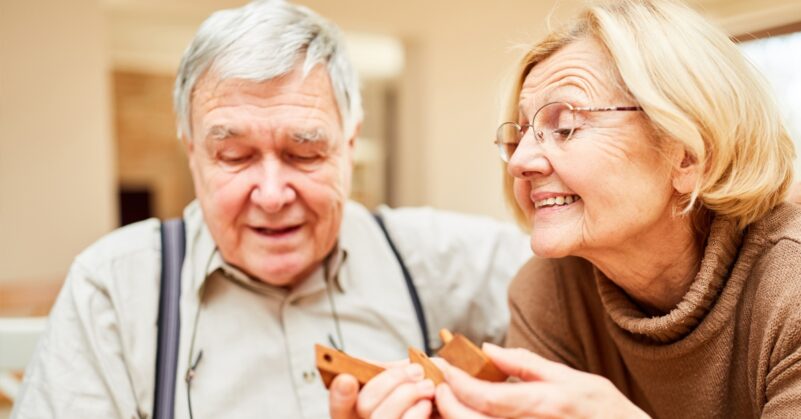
0,0,116,284
1,0,799,286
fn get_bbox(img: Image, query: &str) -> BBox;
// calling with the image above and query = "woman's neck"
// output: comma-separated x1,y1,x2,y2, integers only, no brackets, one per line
583,212,707,315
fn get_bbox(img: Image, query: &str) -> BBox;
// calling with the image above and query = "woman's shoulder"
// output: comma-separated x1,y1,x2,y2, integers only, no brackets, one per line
748,203,801,286
742,205,801,391
743,203,801,344
752,202,801,247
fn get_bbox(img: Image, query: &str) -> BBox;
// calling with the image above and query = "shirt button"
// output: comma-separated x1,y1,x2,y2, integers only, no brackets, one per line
303,370,317,383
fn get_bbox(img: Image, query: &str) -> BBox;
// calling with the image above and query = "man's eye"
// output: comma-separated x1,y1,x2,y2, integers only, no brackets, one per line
287,153,321,164
219,153,252,164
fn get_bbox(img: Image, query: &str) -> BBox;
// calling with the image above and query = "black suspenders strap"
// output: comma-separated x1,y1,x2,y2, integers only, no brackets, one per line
373,213,433,356
154,218,186,419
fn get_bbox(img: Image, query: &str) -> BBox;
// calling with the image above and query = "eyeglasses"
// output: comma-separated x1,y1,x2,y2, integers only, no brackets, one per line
494,101,643,162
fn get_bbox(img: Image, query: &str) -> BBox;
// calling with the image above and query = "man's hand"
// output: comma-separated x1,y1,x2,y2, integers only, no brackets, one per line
330,363,436,419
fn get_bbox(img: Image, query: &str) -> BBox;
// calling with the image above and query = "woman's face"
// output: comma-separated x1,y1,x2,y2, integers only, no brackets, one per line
509,38,678,259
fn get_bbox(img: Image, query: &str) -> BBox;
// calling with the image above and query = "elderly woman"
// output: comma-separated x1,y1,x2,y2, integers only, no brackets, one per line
330,0,801,417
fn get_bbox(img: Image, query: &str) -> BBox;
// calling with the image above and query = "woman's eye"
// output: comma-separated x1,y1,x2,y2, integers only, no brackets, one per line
553,127,575,140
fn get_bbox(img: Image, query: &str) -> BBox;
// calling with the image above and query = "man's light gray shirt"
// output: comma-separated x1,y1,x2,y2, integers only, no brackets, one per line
13,200,530,419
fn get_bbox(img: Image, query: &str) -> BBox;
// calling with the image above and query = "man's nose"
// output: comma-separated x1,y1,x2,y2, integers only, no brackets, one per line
507,129,554,180
250,156,297,213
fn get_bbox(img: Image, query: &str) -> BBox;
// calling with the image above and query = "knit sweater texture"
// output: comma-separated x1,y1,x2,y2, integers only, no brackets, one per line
506,203,801,418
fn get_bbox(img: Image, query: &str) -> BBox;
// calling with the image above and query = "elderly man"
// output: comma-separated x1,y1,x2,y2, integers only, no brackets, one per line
12,1,528,418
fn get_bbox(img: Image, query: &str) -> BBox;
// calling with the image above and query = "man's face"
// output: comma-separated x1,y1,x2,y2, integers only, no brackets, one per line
185,65,354,287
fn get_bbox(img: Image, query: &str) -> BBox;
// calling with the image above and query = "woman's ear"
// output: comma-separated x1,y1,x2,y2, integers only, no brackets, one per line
672,148,700,195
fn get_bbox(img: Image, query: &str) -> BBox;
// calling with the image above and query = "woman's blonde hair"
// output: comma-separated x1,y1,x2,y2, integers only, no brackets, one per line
503,0,795,230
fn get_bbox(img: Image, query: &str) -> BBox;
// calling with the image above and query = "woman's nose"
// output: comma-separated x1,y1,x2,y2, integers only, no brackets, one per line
507,128,554,179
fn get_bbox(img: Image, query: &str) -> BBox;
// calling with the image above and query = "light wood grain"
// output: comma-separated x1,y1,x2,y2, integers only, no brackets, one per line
315,344,385,388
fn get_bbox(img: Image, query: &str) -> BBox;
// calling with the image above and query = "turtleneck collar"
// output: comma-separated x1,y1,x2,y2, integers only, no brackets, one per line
595,214,743,344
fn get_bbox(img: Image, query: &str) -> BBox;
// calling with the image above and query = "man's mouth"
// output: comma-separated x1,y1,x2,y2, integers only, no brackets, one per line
252,225,302,236
534,195,581,209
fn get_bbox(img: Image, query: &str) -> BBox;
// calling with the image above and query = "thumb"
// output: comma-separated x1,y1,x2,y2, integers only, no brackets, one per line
329,374,360,419
482,343,573,383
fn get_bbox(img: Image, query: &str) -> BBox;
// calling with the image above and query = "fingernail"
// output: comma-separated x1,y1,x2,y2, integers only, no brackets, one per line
417,379,435,393
334,378,355,397
405,363,424,380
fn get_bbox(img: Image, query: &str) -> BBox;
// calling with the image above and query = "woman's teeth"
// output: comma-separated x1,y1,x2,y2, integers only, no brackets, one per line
534,195,581,209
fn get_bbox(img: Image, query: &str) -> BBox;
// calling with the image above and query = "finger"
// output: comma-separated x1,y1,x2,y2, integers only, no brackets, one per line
382,358,411,369
482,343,575,382
356,363,425,417
429,356,450,370
372,358,411,370
329,374,360,419
369,380,435,419
435,384,497,419
400,399,433,419
442,361,559,418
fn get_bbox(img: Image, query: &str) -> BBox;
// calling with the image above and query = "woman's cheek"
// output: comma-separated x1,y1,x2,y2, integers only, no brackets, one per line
513,179,533,215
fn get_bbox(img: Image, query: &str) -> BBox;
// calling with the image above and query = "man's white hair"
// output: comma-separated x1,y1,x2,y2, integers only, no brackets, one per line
173,0,363,140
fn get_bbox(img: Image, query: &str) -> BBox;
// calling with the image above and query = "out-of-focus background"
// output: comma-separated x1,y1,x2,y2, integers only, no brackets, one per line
1,0,800,413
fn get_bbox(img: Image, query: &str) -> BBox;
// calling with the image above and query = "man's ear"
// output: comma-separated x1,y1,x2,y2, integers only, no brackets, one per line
181,134,194,153
347,123,361,151
181,135,198,174
672,148,700,195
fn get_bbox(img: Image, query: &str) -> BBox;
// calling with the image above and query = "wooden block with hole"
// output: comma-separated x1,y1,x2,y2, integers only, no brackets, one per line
437,329,507,382
407,346,444,385
315,344,385,388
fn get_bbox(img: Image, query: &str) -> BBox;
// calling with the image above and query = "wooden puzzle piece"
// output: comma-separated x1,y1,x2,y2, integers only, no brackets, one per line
407,346,444,385
436,329,507,382
314,344,385,388
314,330,506,390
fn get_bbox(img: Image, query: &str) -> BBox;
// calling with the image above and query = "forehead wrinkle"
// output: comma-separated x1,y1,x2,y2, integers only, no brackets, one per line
519,43,614,114
523,68,602,101
519,76,596,119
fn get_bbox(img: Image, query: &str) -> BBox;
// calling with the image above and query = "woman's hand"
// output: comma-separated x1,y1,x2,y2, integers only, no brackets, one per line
329,361,436,419
435,344,649,419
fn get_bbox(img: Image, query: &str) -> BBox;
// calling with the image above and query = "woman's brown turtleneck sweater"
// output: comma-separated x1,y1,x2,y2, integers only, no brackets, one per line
506,203,801,418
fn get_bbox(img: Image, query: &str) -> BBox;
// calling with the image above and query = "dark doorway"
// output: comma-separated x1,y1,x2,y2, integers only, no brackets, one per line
119,187,153,226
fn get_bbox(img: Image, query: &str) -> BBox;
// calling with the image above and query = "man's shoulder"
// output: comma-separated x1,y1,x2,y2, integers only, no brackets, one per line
371,204,526,247
74,218,162,272
377,204,518,231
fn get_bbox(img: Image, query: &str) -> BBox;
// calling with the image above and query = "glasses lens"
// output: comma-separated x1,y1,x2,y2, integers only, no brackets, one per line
533,102,575,144
496,122,521,162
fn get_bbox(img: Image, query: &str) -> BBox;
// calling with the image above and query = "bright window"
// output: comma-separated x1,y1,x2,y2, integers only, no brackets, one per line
740,31,801,181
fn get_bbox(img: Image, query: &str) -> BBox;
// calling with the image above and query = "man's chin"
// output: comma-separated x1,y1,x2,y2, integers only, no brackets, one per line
247,258,317,287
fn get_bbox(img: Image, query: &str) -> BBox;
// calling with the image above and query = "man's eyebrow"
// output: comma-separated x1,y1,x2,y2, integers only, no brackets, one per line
204,124,238,142
291,128,328,144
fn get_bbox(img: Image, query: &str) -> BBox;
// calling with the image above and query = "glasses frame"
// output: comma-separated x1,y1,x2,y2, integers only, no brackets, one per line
494,102,643,162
